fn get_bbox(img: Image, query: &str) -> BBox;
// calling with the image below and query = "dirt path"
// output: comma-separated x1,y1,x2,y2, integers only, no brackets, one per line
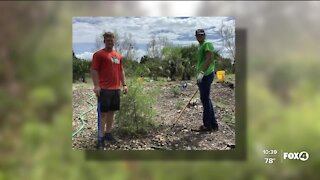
72,78,235,150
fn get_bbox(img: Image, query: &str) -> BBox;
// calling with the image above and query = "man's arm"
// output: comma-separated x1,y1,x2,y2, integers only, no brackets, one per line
120,66,126,86
120,64,128,94
201,51,212,73
197,51,212,85
91,68,100,96
91,69,99,87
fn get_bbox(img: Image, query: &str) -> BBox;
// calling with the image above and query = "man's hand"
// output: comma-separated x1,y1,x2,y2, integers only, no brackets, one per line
197,71,204,85
93,86,101,97
123,85,128,94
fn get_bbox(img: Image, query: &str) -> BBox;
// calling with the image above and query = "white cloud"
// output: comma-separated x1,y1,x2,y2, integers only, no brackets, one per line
75,52,94,61
73,17,233,43
73,17,235,60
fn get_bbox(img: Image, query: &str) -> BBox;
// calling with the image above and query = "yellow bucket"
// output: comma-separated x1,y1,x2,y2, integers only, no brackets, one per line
216,71,225,82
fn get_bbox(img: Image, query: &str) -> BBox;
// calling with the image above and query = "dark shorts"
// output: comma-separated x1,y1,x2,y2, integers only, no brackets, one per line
98,89,120,112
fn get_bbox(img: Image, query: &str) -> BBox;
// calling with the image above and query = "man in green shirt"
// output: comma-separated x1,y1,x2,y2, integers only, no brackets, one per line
194,29,218,132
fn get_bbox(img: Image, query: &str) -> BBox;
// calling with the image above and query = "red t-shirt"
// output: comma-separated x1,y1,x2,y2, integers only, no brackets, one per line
91,49,123,90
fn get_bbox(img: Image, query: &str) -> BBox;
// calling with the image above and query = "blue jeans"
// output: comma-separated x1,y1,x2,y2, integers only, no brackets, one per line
198,72,218,128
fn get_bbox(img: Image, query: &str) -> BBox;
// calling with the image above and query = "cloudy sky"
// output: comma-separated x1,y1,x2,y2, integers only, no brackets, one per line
72,16,235,61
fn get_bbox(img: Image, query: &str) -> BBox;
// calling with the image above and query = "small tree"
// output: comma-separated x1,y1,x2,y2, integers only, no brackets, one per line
215,19,235,64
115,80,157,136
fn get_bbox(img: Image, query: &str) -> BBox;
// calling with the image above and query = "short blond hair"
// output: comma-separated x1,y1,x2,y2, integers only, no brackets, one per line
103,32,115,39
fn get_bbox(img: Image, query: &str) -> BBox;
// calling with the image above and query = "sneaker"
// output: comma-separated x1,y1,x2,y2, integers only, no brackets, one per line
192,125,218,133
212,125,219,131
104,133,117,144
96,138,105,149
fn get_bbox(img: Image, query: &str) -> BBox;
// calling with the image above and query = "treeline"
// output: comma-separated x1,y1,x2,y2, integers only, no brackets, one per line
73,51,90,83
72,45,234,83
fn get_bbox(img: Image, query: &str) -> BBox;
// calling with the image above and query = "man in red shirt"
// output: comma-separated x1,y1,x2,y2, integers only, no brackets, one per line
91,32,128,147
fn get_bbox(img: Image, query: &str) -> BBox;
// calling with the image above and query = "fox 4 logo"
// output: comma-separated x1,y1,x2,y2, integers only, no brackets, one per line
283,151,309,161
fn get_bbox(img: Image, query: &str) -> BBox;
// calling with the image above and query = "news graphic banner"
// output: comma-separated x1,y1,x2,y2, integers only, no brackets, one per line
263,149,310,164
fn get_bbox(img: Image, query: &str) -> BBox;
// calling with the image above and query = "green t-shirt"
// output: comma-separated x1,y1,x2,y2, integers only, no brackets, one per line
196,41,215,76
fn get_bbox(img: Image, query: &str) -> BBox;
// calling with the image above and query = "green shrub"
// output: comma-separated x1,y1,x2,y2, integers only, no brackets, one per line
115,80,158,136
144,58,162,80
175,100,184,110
171,86,181,97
